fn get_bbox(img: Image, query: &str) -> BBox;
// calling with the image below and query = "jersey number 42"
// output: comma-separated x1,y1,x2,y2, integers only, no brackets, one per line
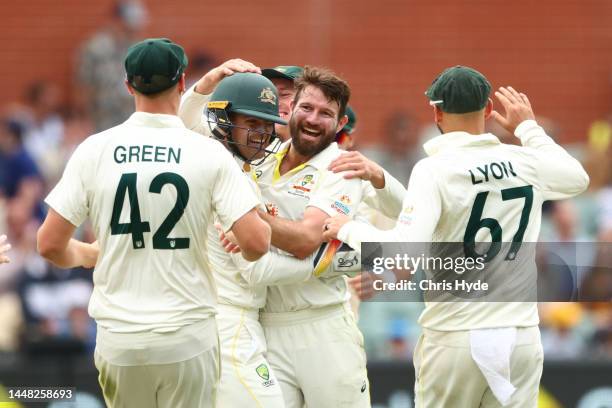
110,172,190,250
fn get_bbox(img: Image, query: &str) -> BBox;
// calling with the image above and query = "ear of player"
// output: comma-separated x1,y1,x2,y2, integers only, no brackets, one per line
206,72,287,165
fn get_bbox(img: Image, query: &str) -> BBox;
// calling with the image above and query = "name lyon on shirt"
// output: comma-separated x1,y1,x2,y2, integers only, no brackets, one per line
469,161,516,185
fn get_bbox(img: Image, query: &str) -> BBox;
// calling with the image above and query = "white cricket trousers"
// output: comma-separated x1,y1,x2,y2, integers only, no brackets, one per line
215,303,285,408
413,326,543,408
260,303,371,408
94,318,220,408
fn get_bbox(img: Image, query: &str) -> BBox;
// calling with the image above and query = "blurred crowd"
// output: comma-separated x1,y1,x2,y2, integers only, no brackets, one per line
0,0,609,365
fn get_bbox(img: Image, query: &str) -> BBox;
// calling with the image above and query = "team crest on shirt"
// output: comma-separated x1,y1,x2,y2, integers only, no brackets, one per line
288,174,316,197
256,364,275,387
331,194,352,215
265,202,279,217
259,87,277,105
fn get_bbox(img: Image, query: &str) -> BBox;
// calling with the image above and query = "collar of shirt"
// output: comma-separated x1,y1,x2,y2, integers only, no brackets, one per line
125,112,186,129
423,132,501,157
270,140,340,179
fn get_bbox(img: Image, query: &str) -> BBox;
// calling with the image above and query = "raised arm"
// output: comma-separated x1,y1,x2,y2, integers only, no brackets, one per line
491,86,589,200
179,59,261,134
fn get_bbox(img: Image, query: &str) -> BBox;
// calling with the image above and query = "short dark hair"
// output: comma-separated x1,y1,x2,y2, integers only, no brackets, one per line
293,66,350,119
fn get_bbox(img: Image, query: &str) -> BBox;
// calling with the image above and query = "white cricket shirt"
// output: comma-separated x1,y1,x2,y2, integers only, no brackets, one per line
256,141,364,312
339,120,589,330
46,112,260,334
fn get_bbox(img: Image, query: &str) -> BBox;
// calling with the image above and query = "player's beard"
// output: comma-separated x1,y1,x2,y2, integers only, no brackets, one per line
289,116,337,157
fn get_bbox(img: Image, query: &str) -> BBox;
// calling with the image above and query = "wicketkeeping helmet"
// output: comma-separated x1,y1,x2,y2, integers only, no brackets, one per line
207,73,286,165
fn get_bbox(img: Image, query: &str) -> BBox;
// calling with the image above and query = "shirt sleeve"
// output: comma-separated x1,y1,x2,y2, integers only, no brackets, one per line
178,84,212,137
44,142,90,227
307,170,363,217
515,120,589,200
361,169,407,219
230,251,314,286
338,159,441,248
212,147,261,232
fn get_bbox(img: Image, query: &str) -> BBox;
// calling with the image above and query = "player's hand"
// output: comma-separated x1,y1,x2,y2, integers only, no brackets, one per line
0,234,11,264
322,214,351,241
328,151,386,189
491,86,536,134
348,272,378,300
194,59,261,95
215,223,241,254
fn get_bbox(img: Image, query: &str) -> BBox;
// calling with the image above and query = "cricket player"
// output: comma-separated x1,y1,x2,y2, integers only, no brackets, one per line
183,61,405,406
0,234,10,264
37,38,271,408
252,66,372,408
180,62,334,407
323,66,590,407
257,66,412,407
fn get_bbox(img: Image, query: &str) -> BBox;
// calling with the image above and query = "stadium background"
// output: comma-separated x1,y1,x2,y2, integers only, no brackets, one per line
0,0,610,407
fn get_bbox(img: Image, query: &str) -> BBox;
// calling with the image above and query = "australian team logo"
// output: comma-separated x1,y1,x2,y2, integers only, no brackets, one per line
256,364,276,388
259,87,277,105
301,174,314,187
288,174,316,197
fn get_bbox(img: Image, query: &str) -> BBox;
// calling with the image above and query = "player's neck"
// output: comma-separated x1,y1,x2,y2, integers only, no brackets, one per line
440,122,485,135
439,112,486,135
280,145,310,175
133,95,180,116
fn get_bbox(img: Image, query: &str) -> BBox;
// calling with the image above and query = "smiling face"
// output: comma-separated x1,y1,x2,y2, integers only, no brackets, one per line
229,113,275,161
269,77,295,142
288,85,345,158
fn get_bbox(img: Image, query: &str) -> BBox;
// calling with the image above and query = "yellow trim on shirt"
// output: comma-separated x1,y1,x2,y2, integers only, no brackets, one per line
272,146,307,183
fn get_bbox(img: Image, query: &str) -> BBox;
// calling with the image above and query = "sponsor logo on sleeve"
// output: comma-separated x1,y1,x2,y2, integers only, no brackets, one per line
398,205,414,225
331,194,352,215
